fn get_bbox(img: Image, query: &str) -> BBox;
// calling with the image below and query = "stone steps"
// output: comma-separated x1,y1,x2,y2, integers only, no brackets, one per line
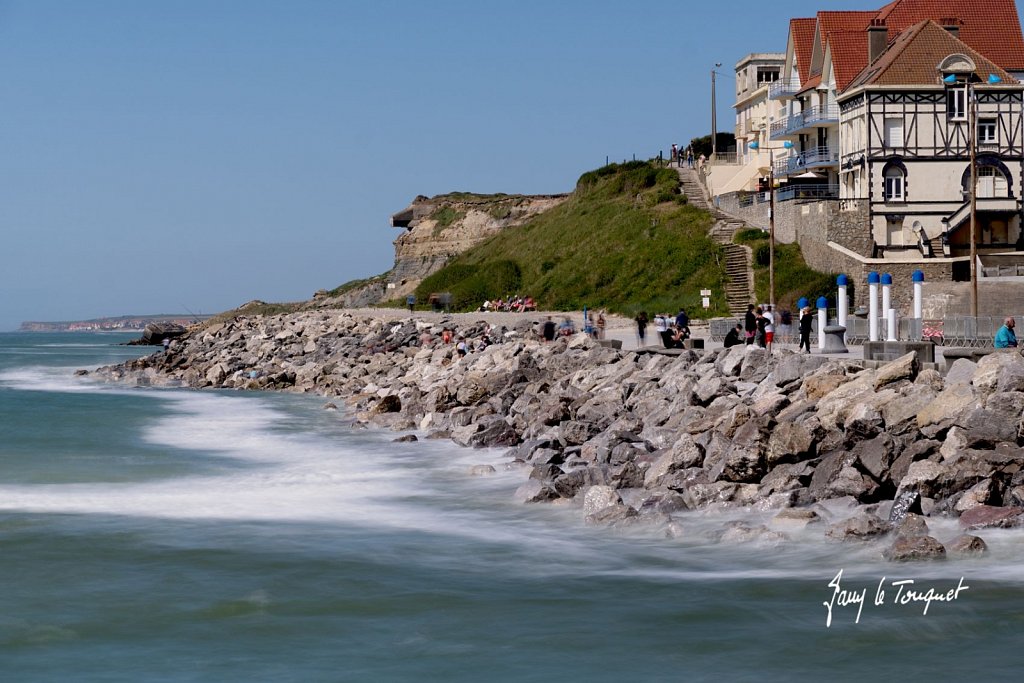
675,167,753,317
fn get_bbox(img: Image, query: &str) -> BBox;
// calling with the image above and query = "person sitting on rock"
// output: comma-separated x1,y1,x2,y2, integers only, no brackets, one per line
456,336,468,357
723,323,743,348
559,317,575,336
995,317,1018,348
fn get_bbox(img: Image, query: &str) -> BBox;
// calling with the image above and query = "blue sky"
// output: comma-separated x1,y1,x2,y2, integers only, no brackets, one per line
3,0,1022,330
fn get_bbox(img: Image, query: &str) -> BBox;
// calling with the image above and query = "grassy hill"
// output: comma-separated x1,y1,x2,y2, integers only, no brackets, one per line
412,161,734,318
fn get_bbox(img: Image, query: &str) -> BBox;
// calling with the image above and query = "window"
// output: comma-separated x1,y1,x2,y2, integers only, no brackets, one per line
883,117,904,148
978,118,997,144
947,86,966,120
884,166,905,202
757,67,780,85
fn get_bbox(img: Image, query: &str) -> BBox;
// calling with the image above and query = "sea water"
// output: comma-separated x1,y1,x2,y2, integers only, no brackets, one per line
1,332,1022,681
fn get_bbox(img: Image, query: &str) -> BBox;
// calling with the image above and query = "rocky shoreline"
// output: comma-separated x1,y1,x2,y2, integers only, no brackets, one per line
92,309,1024,560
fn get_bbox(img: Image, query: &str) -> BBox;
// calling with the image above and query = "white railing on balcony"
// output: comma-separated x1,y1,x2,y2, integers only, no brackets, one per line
802,104,840,127
773,146,840,175
776,184,839,201
768,79,801,100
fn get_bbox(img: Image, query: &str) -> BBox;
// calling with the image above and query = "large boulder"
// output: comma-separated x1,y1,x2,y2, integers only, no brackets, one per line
883,535,946,561
958,505,1024,529
874,351,919,389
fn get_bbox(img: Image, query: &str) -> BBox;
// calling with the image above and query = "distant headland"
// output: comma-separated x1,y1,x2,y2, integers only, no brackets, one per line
19,314,210,332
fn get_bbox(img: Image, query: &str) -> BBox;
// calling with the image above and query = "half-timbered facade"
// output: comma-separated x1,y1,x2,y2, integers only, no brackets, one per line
838,20,1024,261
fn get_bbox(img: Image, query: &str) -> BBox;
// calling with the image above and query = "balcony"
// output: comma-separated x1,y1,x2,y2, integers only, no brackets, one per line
772,146,840,176
776,184,839,202
768,79,801,100
769,117,794,140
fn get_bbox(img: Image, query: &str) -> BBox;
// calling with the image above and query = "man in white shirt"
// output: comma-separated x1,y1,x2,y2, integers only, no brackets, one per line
763,305,775,353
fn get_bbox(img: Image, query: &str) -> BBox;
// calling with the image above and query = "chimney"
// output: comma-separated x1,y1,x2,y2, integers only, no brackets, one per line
868,19,888,63
940,18,960,39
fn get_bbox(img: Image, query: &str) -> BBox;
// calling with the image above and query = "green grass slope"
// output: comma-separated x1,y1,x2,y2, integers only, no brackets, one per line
733,228,836,310
414,161,733,318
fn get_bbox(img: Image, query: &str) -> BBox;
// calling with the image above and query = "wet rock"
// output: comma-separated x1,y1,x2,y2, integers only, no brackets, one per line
469,464,496,476
883,535,946,561
370,394,402,414
947,534,989,557
392,434,418,443
770,508,821,530
825,513,891,541
513,479,558,504
585,503,638,526
958,505,1024,530
892,513,930,539
582,485,622,516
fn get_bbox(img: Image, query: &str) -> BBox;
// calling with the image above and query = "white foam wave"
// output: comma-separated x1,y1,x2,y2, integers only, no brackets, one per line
0,366,146,395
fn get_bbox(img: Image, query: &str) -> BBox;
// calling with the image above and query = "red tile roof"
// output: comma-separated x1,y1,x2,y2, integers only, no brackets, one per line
875,0,1024,71
791,18,817,83
844,19,1016,90
811,10,878,76
825,30,870,91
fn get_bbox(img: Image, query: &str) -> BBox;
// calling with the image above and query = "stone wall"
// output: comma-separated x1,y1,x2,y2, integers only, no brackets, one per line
714,192,959,310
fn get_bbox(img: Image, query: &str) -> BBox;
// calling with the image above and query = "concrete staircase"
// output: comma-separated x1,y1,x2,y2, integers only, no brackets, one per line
678,167,753,317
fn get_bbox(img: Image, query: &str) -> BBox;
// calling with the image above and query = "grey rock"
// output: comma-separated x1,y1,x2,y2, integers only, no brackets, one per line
825,513,891,541
946,534,989,556
883,535,946,561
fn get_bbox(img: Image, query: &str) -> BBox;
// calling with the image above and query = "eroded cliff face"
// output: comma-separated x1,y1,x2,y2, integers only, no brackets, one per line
309,193,568,309
387,193,567,297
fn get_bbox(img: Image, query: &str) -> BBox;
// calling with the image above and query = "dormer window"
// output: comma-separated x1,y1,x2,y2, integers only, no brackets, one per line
937,54,977,121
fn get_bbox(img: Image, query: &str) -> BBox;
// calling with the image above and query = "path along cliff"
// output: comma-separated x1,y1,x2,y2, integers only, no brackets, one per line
92,309,1024,560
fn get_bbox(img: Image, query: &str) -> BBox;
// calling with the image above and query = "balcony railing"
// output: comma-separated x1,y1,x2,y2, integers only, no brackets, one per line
803,104,840,127
769,118,792,140
772,146,840,175
776,183,839,202
768,79,801,100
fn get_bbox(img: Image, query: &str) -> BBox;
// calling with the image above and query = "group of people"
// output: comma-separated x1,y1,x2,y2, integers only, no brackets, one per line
539,316,578,341
735,303,815,353
669,144,698,169
419,325,494,357
631,308,691,349
481,296,535,313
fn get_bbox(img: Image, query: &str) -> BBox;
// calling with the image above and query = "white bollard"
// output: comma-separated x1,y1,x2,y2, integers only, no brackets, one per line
868,272,880,342
913,270,924,321
817,297,828,350
837,274,848,341
881,272,893,318
887,309,898,342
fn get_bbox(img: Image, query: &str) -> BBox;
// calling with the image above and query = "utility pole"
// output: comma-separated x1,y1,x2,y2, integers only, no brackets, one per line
711,63,722,158
969,79,978,318
769,149,776,309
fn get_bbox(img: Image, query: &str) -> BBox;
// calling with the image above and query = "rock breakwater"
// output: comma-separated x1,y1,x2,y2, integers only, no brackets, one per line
94,310,1024,558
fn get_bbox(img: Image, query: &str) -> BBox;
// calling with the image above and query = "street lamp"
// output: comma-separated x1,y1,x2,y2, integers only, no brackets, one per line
711,63,722,158
748,140,777,308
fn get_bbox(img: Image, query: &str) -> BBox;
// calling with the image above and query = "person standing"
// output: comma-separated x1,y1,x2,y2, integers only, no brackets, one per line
542,316,556,342
687,148,694,168
994,317,1018,348
799,306,814,353
635,311,648,346
670,143,678,165
596,310,607,340
744,304,757,345
406,294,416,312
763,305,775,354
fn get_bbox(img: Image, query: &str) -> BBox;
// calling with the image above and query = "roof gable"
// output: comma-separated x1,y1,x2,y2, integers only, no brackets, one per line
844,19,1017,91
875,0,1024,71
792,17,817,83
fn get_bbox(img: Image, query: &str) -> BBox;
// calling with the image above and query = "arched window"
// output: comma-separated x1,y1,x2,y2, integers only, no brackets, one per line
884,165,905,202
961,156,1014,198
